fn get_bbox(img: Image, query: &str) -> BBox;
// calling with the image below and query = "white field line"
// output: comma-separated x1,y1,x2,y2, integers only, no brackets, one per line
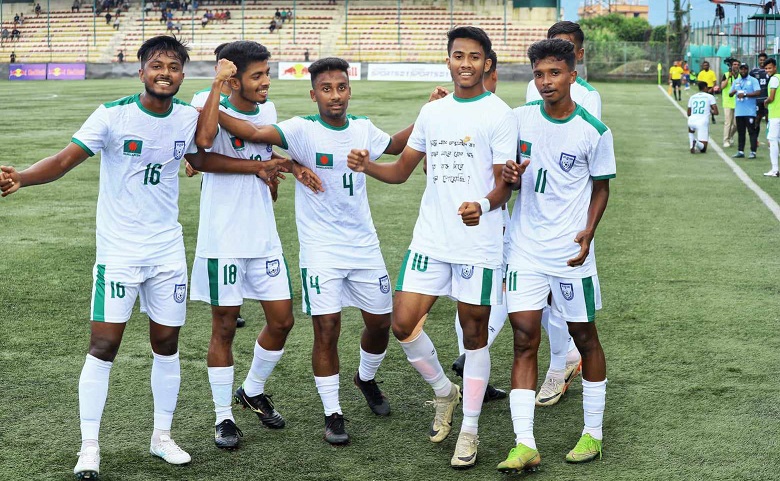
657,84,780,223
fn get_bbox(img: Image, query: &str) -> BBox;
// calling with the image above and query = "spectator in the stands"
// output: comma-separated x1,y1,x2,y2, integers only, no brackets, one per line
105,11,112,24
269,18,276,33
202,11,209,27
274,8,281,19
13,13,20,26
72,0,81,12
1,28,9,45
10,51,17,63
11,27,21,41
113,16,120,29
286,8,293,21
35,3,42,17
18,13,24,25
304,48,309,61
280,8,287,22
117,49,124,63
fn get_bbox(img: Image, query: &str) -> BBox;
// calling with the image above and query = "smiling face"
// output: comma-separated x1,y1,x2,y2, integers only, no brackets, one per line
533,55,576,104
231,60,271,104
446,37,489,91
765,62,776,76
310,69,351,122
138,50,184,100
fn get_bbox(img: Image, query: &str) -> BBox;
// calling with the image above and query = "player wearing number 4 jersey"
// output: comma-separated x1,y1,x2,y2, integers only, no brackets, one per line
216,56,416,445
0,36,287,480
497,39,615,473
349,26,519,469
191,41,322,450
687,81,718,154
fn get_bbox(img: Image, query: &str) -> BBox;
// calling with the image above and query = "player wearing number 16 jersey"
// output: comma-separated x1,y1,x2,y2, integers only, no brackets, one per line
687,81,718,153
215,57,415,445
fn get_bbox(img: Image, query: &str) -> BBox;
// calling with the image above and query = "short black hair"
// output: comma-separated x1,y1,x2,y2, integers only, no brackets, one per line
308,57,350,86
214,42,229,60
217,40,271,76
447,26,491,57
528,38,576,71
698,81,708,91
765,58,777,67
759,52,768,59
137,35,189,65
547,21,585,49
486,49,497,74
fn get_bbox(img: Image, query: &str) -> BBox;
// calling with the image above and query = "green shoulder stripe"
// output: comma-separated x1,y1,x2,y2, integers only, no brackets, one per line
301,114,319,122
347,114,369,120
194,87,211,94
576,76,597,92
103,94,137,109
524,99,544,107
173,98,192,107
576,106,608,135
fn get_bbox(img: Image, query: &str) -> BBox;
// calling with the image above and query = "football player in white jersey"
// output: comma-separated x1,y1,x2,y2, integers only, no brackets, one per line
497,39,615,473
0,36,286,479
687,81,719,153
348,27,520,469
214,57,415,445
525,20,601,408
191,41,321,450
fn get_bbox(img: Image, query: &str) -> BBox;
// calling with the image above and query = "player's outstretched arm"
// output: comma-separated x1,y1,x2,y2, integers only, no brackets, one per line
502,158,530,191
568,179,610,267
384,87,451,155
0,143,90,197
218,112,283,146
186,148,288,182
347,145,425,184
196,58,237,149
273,156,324,193
458,163,521,226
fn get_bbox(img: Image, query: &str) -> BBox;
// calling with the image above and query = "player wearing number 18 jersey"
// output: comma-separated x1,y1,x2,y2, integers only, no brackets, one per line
687,81,718,153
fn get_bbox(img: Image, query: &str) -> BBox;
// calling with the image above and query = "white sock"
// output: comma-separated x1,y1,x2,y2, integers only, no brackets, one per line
358,348,386,382
486,298,508,348
400,331,452,397
544,308,568,372
461,345,490,435
510,389,536,449
582,378,607,440
688,131,696,147
770,139,779,171
314,374,342,415
79,354,112,446
696,141,705,151
243,342,284,397
207,366,234,424
151,351,180,433
454,312,465,356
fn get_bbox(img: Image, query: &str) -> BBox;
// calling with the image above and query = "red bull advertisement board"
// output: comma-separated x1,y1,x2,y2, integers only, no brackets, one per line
47,63,87,80
8,64,47,81
279,62,361,80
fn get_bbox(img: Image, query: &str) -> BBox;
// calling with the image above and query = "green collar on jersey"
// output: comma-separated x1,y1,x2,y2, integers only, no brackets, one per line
134,93,173,118
302,114,350,131
220,97,259,115
538,101,580,124
453,90,492,103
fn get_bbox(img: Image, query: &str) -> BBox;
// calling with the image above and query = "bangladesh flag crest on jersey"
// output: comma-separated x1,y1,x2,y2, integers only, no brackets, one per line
230,136,246,151
123,139,143,156
316,152,333,169
519,140,532,160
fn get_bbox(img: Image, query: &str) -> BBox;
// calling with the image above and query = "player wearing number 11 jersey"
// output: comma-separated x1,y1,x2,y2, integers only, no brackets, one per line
687,81,718,153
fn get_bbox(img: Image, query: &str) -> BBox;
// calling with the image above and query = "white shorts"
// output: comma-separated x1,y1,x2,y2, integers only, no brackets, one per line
768,117,780,141
300,267,392,316
395,250,503,306
505,267,602,323
687,118,709,142
190,255,293,306
90,261,188,327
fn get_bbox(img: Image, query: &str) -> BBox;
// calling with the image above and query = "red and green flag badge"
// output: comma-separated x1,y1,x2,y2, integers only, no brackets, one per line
519,140,532,159
316,152,333,169
230,136,245,151
123,139,143,156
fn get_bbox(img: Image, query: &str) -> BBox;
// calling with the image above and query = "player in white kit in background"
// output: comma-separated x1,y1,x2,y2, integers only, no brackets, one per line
687,81,719,153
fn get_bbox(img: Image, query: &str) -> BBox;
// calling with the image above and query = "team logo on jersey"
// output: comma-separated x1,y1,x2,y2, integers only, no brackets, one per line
316,152,333,169
173,284,187,303
123,139,143,156
266,145,273,153
519,140,532,159
379,275,390,294
461,265,474,279
230,136,246,151
560,283,574,301
559,152,576,172
173,141,186,160
266,259,280,277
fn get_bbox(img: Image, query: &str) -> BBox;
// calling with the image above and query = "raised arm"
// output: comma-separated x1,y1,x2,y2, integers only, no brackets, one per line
568,179,610,267
195,58,237,149
347,144,425,184
0,142,90,197
218,112,284,146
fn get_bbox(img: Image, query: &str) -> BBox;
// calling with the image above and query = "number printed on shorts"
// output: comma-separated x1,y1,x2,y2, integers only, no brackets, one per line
506,272,518,292
110,281,125,298
309,275,321,294
223,264,237,285
411,253,429,272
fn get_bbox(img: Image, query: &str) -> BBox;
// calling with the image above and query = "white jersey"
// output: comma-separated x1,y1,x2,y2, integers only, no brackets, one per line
71,93,199,266
274,114,391,269
508,101,616,277
190,87,228,109
196,98,281,258
407,91,517,268
687,92,717,123
526,76,602,119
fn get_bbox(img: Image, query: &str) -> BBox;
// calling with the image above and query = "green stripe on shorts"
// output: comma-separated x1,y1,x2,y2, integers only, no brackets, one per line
480,268,494,306
207,258,220,306
301,268,311,315
92,264,106,321
395,250,412,291
582,276,596,322
283,255,293,300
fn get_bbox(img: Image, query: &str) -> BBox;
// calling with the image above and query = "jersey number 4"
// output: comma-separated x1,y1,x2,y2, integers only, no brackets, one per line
343,173,354,196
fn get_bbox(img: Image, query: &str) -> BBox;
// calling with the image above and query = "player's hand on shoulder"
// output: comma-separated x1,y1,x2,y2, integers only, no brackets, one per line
567,229,594,267
457,201,482,226
215,58,237,82
185,161,200,177
0,165,21,197
428,86,449,102
347,149,370,172
292,162,324,193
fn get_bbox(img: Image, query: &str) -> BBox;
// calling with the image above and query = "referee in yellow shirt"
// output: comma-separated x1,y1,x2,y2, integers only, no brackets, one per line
698,61,718,123
670,60,684,101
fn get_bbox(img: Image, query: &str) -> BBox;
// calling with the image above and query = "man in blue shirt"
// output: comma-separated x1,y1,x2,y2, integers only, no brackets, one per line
730,62,761,158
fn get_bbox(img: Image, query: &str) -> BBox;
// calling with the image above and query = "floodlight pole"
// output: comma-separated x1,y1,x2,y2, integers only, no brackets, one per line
92,0,96,46
47,0,50,60
450,0,453,29
293,0,296,44
345,0,349,44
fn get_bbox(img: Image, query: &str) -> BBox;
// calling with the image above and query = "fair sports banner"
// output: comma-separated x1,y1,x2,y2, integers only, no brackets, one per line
279,62,361,80
367,63,450,82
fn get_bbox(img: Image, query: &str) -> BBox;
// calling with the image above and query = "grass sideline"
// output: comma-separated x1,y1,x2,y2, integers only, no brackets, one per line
1,79,780,480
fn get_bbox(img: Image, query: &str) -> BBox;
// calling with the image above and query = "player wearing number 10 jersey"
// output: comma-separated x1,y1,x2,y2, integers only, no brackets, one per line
215,57,415,445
